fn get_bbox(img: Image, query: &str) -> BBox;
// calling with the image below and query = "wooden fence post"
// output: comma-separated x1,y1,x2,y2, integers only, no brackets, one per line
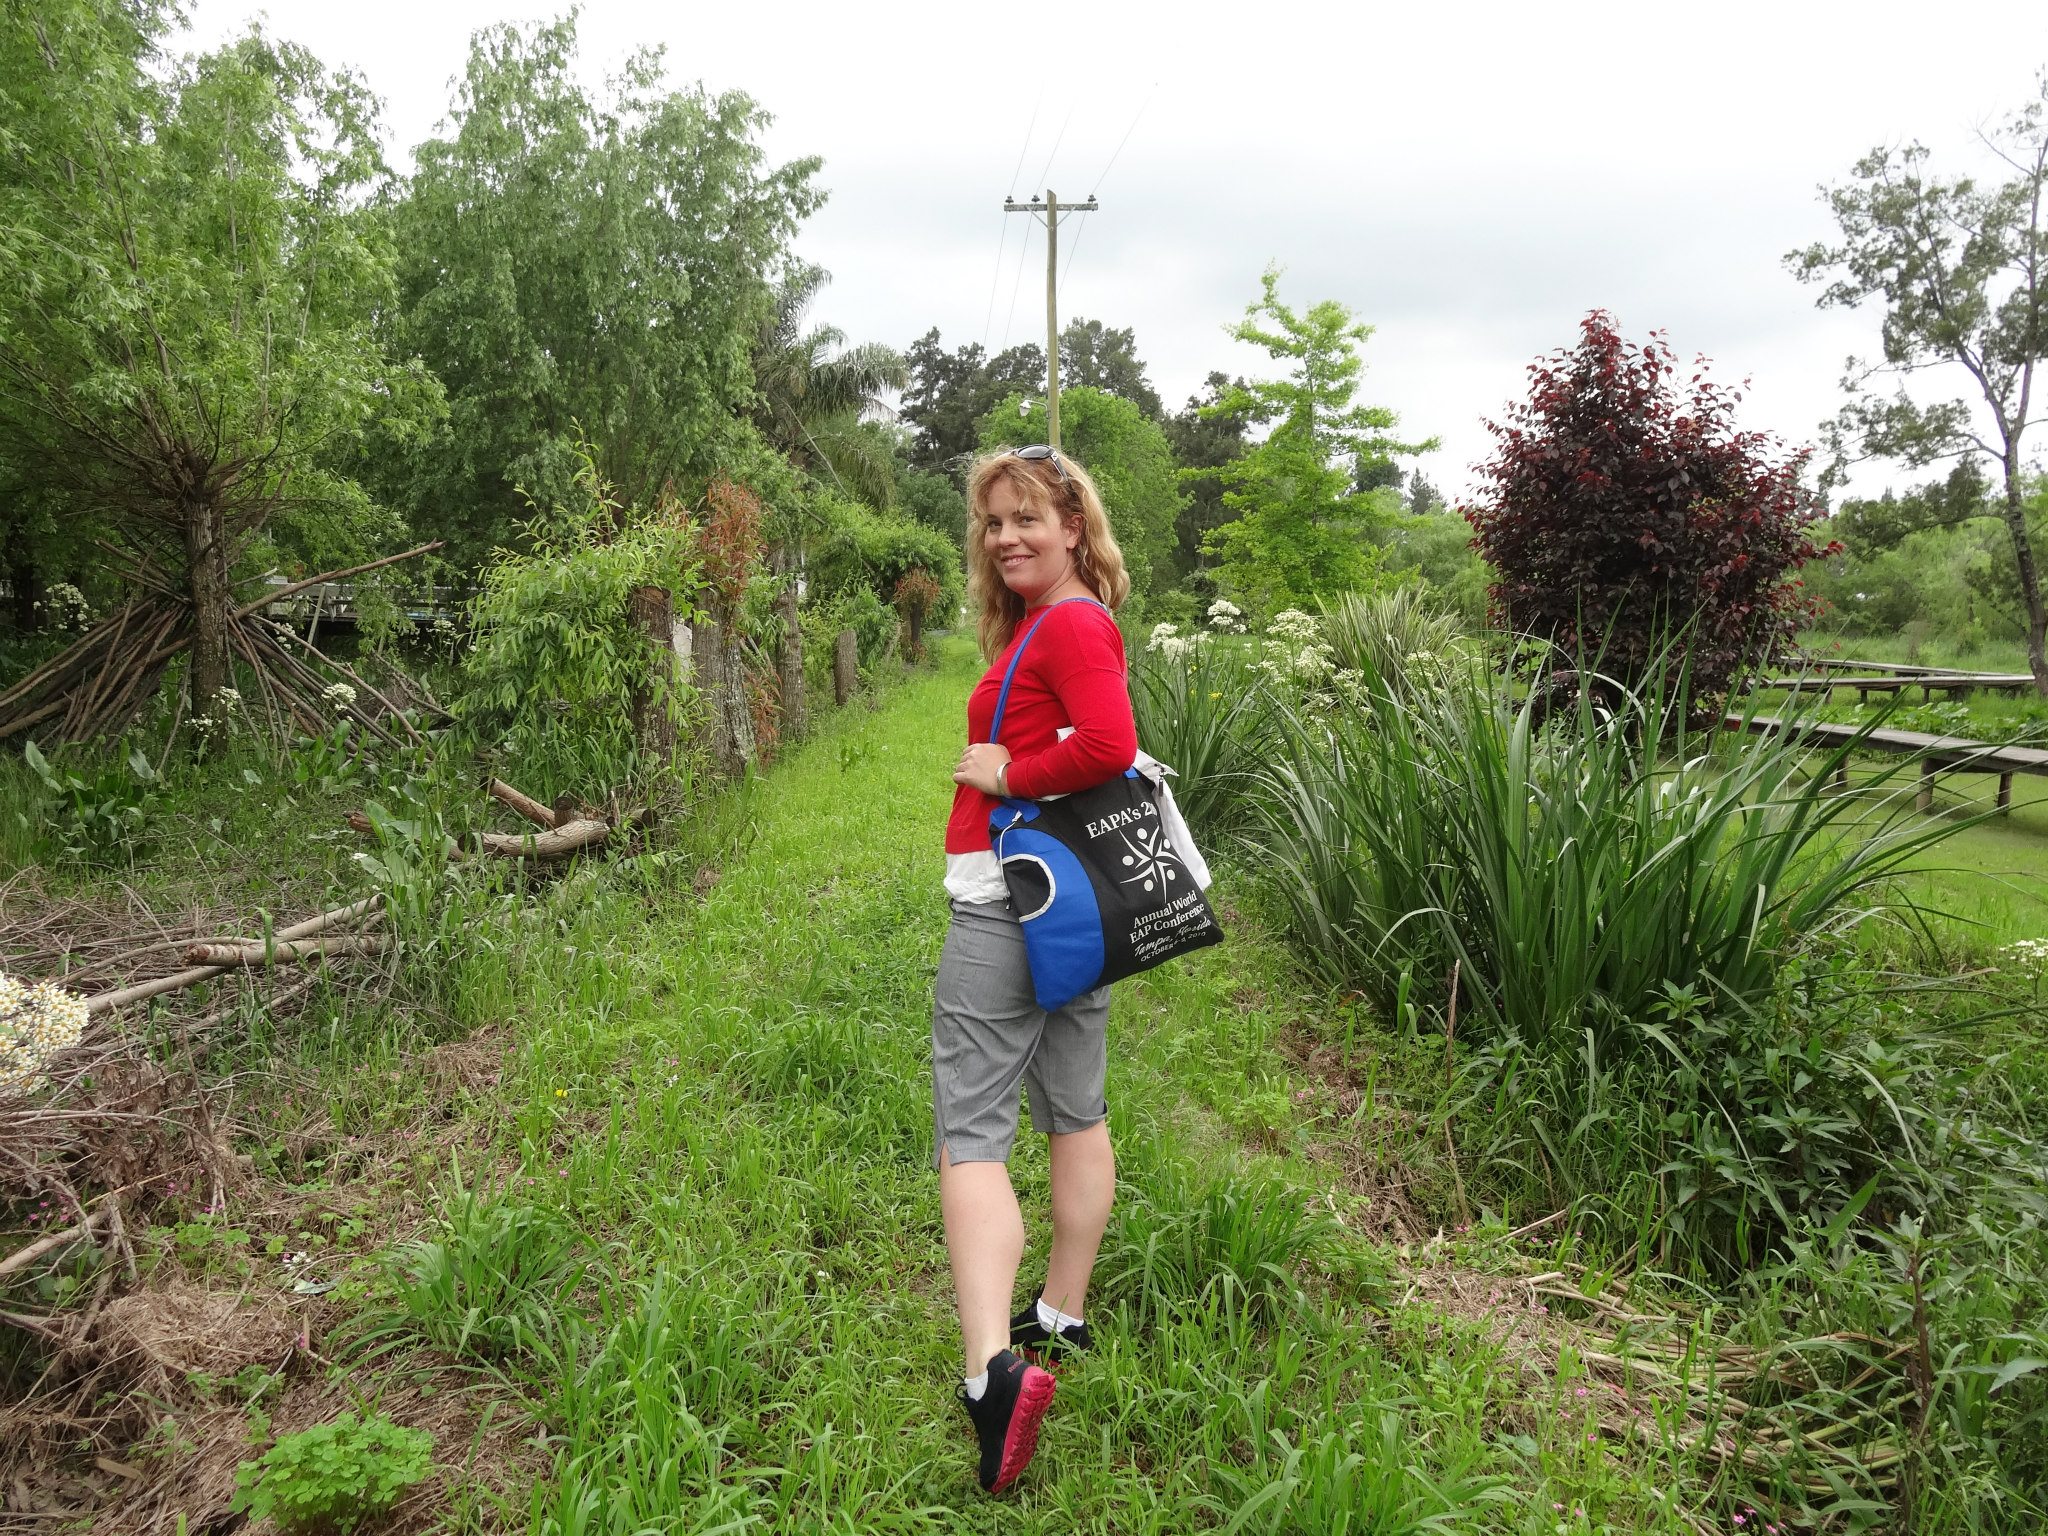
696,616,756,778
833,628,858,707
628,585,678,768
777,577,807,743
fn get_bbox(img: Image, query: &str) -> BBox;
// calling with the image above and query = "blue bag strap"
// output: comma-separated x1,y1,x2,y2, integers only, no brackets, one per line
986,597,1108,746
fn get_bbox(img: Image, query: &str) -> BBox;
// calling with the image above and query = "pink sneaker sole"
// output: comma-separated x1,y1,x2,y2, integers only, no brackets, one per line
990,1364,1056,1493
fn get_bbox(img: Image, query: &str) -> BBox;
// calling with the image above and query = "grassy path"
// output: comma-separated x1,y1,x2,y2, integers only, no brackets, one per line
357,641,1722,1533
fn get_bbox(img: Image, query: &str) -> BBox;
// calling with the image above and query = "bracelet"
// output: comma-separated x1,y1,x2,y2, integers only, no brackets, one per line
996,762,1010,797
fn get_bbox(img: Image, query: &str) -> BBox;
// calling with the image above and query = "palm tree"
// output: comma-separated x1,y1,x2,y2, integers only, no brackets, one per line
751,263,907,506
748,264,907,740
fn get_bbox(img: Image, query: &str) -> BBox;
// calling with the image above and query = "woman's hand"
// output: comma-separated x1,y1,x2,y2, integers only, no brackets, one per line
953,742,1013,796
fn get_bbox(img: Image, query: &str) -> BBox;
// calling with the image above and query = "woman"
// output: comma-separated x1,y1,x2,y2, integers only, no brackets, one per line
939,444,1134,1494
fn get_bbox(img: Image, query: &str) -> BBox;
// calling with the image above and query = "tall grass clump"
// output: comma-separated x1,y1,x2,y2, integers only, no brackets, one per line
1254,655,1987,1268
1131,634,1271,842
1317,587,1466,704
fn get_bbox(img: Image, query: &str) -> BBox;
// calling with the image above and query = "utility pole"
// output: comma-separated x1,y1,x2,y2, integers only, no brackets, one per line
1004,188,1098,448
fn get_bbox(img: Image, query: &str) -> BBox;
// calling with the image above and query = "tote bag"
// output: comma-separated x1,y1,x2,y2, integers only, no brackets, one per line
986,600,1223,1010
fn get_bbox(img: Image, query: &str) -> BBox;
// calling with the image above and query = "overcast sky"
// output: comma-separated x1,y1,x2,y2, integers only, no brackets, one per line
188,0,2047,499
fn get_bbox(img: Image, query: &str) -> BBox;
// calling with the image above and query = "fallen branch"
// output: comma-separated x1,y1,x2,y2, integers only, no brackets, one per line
86,895,383,1015
182,935,387,967
487,778,558,828
475,818,610,860
0,1205,112,1281
232,541,445,620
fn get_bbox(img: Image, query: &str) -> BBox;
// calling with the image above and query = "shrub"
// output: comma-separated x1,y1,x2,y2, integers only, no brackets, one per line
1251,658,1974,1270
232,1412,433,1534
806,492,962,621
20,739,157,866
1466,311,1836,707
1316,587,1467,705
1130,637,1269,843
454,449,698,800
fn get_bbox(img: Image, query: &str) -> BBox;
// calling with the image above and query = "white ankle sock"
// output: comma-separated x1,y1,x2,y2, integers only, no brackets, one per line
963,1369,989,1400
1037,1297,1084,1333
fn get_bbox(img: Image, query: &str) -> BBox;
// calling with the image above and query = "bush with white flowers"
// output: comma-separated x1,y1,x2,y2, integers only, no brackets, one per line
0,972,87,1098
1206,599,1246,634
37,583,93,631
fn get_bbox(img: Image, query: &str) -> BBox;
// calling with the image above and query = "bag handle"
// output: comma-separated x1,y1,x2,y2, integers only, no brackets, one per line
986,597,1107,745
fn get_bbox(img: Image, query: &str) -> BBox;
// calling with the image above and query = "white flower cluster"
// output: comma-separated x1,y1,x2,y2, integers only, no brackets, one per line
1266,609,1322,647
320,681,358,711
1206,599,1246,634
191,685,244,739
37,583,93,631
1146,621,1204,662
2003,938,2048,976
0,972,87,1098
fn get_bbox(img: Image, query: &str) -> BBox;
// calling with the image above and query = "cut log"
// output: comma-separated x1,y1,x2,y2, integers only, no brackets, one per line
474,818,611,860
183,936,387,967
628,584,680,768
487,778,558,828
87,896,384,1015
833,627,857,707
774,554,806,743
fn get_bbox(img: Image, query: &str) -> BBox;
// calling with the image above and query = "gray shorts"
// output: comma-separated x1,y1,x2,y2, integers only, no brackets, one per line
932,899,1110,1165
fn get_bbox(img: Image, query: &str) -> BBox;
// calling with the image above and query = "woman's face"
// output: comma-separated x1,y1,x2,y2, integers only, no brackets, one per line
981,478,1081,601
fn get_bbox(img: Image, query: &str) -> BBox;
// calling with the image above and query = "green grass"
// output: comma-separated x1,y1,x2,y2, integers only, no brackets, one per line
1763,630,2048,949
1804,629,2036,677
15,639,2043,1530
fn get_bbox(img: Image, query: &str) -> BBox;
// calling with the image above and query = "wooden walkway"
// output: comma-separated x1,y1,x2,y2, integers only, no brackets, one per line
1726,713,2048,814
1761,672,2034,701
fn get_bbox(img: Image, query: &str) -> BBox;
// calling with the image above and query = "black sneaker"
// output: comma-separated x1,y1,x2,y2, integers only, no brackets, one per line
958,1348,1056,1493
1010,1300,1093,1359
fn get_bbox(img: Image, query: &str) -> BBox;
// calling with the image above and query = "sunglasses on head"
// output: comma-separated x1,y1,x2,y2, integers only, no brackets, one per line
1005,443,1071,484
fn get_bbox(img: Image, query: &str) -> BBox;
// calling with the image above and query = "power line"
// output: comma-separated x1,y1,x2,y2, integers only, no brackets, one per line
980,215,1012,354
983,95,1045,352
1030,102,1075,195
1054,90,1152,309
1006,91,1043,198
999,213,1036,356
1089,83,1155,197
1060,210,1089,290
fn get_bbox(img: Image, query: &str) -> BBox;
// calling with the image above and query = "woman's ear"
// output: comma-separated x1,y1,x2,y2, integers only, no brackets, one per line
1063,515,1083,550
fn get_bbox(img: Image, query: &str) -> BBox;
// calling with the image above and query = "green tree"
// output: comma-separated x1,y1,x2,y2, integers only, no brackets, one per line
750,262,906,508
1058,318,1162,418
0,4,414,702
1197,270,1435,612
1163,372,1252,584
895,459,969,546
747,261,904,741
1405,470,1446,518
384,15,818,566
1788,75,2048,694
980,387,1183,598
898,330,1043,476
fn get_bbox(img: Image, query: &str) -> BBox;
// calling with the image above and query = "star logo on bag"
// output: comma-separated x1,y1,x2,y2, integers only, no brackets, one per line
1116,823,1182,895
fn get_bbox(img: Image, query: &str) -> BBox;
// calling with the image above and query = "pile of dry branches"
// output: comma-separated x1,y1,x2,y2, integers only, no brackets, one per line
0,542,442,750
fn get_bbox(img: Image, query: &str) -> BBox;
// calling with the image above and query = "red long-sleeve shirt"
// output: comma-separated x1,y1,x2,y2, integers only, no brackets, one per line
943,600,1136,855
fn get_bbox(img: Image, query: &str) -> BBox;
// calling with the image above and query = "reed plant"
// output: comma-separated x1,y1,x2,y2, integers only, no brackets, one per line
1251,654,1992,1270
1130,635,1272,842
